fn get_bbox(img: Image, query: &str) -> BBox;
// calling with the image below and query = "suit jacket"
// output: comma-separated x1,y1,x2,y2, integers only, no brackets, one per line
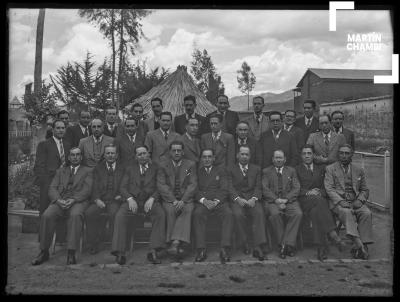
174,113,207,137
333,127,355,151
179,133,201,164
144,117,175,132
260,129,298,168
120,161,160,203
227,163,262,201
294,115,319,145
262,166,300,203
78,135,114,168
324,162,369,209
48,165,93,203
287,125,305,155
34,137,71,183
157,159,197,203
103,123,124,138
200,132,235,167
91,160,126,203
242,113,269,141
234,136,261,165
115,120,149,140
144,128,181,165
45,126,74,143
196,165,229,203
69,124,91,148
114,132,145,165
306,131,346,165
205,110,239,136
295,163,326,198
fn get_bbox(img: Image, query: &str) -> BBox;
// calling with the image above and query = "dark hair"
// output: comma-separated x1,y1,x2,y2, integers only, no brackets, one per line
201,148,214,156
169,140,184,150
269,111,282,120
331,110,344,118
57,110,69,118
125,116,138,125
104,144,117,151
79,110,90,117
253,96,264,104
236,120,249,128
209,113,223,123
237,145,251,154
160,111,172,119
284,109,296,117
183,95,196,104
131,103,143,112
151,97,163,106
52,119,66,128
216,94,229,101
319,113,331,122
302,144,315,153
135,145,149,154
185,117,199,126
338,143,353,152
106,106,117,112
304,99,316,109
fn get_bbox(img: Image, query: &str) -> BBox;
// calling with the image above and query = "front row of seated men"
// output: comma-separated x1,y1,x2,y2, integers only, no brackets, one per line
32,141,373,266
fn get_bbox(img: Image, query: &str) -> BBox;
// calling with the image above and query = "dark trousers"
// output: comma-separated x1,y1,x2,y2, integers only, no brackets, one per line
39,201,88,251
192,202,233,249
111,202,166,252
84,201,120,247
299,196,336,246
231,201,267,247
39,177,53,215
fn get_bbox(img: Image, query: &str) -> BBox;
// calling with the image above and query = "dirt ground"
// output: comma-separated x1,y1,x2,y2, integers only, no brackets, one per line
6,210,393,296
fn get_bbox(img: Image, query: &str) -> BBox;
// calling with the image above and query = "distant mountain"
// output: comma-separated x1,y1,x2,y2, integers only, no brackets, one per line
229,89,294,112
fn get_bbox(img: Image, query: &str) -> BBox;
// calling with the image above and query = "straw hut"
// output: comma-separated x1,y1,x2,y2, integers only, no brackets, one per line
125,65,216,118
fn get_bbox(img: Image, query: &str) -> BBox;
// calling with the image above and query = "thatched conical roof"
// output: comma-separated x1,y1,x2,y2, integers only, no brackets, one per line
126,65,216,117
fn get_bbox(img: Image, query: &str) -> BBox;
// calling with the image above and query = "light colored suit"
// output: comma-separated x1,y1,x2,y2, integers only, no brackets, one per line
179,133,201,165
200,132,235,167
242,113,269,141
306,131,346,165
78,135,114,168
144,128,181,165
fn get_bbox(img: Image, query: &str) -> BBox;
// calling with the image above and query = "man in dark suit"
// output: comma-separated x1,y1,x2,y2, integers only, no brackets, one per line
284,109,305,155
157,141,197,260
174,95,206,137
295,145,345,261
263,150,302,259
200,113,235,167
45,110,73,142
114,117,145,166
130,103,149,138
32,147,93,265
192,149,233,263
84,144,125,255
69,110,91,148
234,121,260,165
116,145,166,264
228,145,268,260
205,94,239,136
179,117,201,165
294,99,319,145
260,111,298,168
144,97,163,132
331,110,355,150
103,107,123,138
242,96,269,141
34,120,71,214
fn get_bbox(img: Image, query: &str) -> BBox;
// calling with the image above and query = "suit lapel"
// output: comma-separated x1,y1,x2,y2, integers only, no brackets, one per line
50,138,61,161
334,162,346,190
350,163,358,192
282,166,289,189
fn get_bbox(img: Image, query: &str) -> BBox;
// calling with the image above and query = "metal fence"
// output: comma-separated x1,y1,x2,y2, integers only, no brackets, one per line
8,130,32,138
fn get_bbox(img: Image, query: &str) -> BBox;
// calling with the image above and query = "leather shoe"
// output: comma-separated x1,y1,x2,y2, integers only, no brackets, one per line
116,254,126,265
66,250,76,265
176,247,186,260
286,245,296,257
219,247,230,263
147,251,161,264
317,247,328,261
195,249,207,262
334,239,346,252
359,245,369,260
279,245,286,259
243,243,251,255
89,245,99,255
32,250,49,266
167,242,179,256
252,248,265,261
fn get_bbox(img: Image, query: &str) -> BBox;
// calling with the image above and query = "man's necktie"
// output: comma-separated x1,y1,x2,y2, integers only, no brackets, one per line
273,131,279,141
206,167,211,174
130,135,135,144
242,167,248,177
277,168,283,198
83,128,88,137
164,131,168,141
240,138,245,146
256,114,261,125
324,134,329,146
306,119,311,127
59,139,65,166
306,164,312,173
141,164,147,175
343,165,349,175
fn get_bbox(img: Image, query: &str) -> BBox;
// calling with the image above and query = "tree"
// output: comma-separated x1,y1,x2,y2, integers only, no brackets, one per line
237,61,256,111
34,9,45,98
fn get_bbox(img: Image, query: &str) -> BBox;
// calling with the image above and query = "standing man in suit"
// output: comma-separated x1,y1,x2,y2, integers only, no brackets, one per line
31,147,93,265
78,119,114,168
179,117,201,165
284,109,305,156
103,107,123,138
294,99,319,145
192,149,233,263
234,121,260,165
130,103,149,138
145,111,180,165
228,145,268,260
242,96,269,141
116,145,166,264
295,145,345,261
34,120,71,214
331,110,355,151
263,150,302,259
200,113,235,167
260,111,298,168
174,95,206,137
306,114,346,167
205,94,239,136
324,144,373,260
84,144,125,255
46,110,74,144
114,117,145,166
157,141,197,260
69,110,91,148
144,97,164,131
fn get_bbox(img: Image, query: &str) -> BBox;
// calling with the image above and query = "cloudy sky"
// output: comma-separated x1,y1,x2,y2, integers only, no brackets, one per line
8,8,393,100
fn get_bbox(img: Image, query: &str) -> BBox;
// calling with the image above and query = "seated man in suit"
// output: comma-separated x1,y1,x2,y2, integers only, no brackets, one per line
263,150,302,259
306,114,346,167
130,102,149,138
228,145,268,260
69,110,91,148
205,94,239,136
78,118,114,168
324,144,373,260
157,141,197,260
234,121,260,165
294,99,320,145
144,97,163,131
103,106,123,138
331,110,355,151
179,117,201,165
193,149,233,263
115,145,166,265
283,110,305,156
242,96,269,141
174,95,206,137
32,147,93,265
260,111,298,168
200,113,235,167
295,145,345,261
144,111,180,165
84,144,125,255
114,116,145,166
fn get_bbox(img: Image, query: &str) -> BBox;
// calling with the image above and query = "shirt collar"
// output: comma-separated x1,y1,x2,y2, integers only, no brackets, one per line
212,130,222,139
272,129,282,137
107,122,115,129
238,137,247,144
79,124,88,133
341,163,351,173
160,128,169,136
107,161,116,170
304,162,313,171
323,131,332,139
71,165,80,173
127,133,136,140
334,126,343,134
186,113,195,120
239,163,249,171
275,166,283,173
185,132,194,140
284,124,293,131
93,135,103,143
254,112,262,120
52,136,62,143
172,160,182,167
205,165,213,172
305,116,314,123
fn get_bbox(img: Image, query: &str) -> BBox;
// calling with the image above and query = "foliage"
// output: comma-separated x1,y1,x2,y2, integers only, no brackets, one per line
237,61,256,110
8,163,39,210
